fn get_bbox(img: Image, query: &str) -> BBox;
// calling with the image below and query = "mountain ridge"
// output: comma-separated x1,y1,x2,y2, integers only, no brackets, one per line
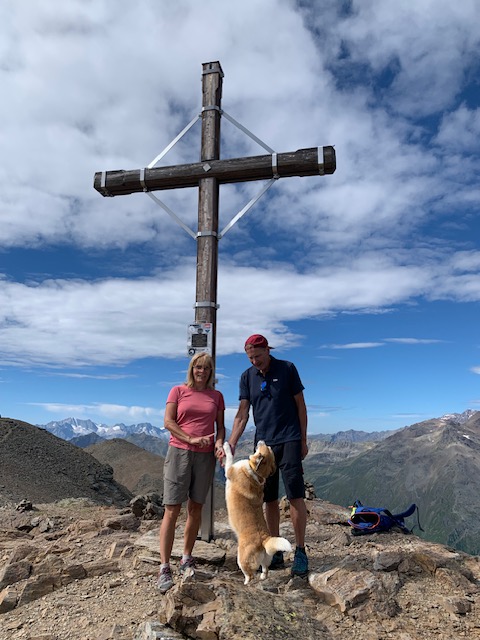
38,417,168,441
38,409,477,443
309,410,480,555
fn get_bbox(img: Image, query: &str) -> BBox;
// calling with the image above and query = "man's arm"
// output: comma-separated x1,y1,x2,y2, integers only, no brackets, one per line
294,391,308,460
228,398,250,451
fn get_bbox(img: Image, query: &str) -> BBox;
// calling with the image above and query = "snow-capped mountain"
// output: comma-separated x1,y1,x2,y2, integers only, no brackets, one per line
38,417,168,441
440,409,478,425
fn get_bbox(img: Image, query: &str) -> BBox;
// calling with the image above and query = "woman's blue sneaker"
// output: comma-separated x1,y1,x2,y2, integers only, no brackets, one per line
291,547,308,577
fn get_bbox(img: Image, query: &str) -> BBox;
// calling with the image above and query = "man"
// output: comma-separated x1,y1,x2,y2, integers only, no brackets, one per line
228,334,309,577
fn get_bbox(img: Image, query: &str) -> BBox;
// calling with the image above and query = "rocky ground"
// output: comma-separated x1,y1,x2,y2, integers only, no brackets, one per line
1,497,479,640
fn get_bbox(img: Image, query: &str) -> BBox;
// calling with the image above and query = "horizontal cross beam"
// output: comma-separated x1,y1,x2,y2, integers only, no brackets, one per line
94,146,335,197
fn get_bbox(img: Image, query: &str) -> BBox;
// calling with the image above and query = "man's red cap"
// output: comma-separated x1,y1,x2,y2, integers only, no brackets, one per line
244,334,273,349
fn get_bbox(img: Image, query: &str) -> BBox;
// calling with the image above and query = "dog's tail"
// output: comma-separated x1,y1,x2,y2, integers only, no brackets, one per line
263,536,292,556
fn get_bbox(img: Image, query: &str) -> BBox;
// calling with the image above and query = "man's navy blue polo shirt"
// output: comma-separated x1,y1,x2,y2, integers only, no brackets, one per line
239,355,304,445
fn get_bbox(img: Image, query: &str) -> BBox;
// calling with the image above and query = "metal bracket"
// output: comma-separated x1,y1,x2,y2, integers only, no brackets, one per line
202,67,224,78
147,114,201,170
221,110,276,154
139,168,147,191
219,178,276,238
272,152,279,179
100,172,113,197
145,192,197,240
194,301,220,309
196,231,218,238
318,147,325,176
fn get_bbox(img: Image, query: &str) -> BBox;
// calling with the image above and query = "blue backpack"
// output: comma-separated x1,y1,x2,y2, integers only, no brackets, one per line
348,500,424,536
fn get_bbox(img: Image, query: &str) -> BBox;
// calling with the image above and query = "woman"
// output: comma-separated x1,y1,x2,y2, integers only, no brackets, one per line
157,352,225,593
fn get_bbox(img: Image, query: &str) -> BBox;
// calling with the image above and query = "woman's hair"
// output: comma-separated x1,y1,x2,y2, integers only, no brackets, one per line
186,352,215,389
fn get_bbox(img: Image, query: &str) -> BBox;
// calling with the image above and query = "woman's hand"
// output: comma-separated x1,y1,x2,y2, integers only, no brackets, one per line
189,432,215,448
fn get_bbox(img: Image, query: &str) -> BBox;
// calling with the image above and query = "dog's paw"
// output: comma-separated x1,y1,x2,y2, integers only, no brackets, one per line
223,442,232,456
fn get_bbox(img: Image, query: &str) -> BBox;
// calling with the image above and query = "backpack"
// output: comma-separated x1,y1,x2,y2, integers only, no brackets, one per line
348,500,424,536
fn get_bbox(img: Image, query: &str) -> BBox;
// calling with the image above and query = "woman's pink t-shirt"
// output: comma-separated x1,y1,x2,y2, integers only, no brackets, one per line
166,385,225,452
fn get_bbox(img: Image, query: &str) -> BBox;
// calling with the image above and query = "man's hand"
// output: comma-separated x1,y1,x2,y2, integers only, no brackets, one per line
214,441,225,462
301,440,309,460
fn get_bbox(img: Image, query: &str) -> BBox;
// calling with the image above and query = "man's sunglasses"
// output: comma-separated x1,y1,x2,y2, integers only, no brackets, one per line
260,380,271,398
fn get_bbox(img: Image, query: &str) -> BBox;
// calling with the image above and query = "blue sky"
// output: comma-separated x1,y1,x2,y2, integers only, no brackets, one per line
1,0,479,434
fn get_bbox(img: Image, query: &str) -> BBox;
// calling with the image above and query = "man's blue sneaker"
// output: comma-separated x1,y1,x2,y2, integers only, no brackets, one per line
269,551,285,569
291,547,308,577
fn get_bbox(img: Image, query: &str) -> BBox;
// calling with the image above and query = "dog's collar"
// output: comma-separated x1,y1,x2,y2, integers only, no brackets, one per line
248,459,266,485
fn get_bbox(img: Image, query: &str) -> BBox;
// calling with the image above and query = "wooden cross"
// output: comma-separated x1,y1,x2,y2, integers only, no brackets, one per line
93,60,336,540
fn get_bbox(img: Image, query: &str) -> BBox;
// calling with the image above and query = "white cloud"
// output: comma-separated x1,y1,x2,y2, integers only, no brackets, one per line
321,0,480,116
435,106,480,152
323,343,384,350
1,249,480,367
384,338,444,345
29,402,164,423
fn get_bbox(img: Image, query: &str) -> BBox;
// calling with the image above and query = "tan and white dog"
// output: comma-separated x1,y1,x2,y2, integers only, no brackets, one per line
223,440,292,584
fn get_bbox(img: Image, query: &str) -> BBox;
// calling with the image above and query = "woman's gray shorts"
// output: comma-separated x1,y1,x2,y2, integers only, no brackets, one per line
163,446,216,506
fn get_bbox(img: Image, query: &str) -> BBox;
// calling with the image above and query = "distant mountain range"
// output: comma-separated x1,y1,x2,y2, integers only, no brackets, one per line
38,417,168,441
308,409,480,555
39,416,399,445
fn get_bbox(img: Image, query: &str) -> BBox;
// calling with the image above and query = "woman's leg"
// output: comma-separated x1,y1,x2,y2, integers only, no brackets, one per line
183,499,203,555
159,503,182,564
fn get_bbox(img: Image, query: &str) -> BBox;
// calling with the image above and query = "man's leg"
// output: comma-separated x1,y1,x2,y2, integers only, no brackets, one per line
265,499,280,536
289,497,307,548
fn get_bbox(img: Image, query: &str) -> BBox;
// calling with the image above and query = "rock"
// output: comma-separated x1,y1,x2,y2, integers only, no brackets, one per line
373,550,403,571
18,575,55,605
130,494,164,519
440,596,472,615
133,621,186,639
103,513,141,531
0,560,32,590
15,500,33,512
309,567,381,612
0,587,17,613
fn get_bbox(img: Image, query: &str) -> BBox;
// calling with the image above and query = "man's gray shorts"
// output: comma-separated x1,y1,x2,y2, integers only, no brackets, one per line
163,446,216,506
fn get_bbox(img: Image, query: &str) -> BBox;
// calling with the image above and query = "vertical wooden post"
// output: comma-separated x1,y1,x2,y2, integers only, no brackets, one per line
197,61,223,540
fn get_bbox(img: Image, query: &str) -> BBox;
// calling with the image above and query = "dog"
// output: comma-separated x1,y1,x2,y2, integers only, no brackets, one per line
223,440,292,584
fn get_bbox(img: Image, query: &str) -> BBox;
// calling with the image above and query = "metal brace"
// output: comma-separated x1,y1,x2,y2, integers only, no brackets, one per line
99,171,113,197
202,105,221,113
196,231,218,238
272,152,279,179
147,114,201,170
317,147,325,176
194,301,220,309
139,168,148,192
202,67,224,78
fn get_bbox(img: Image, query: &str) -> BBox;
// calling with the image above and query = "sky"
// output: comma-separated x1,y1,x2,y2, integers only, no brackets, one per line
1,0,479,434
